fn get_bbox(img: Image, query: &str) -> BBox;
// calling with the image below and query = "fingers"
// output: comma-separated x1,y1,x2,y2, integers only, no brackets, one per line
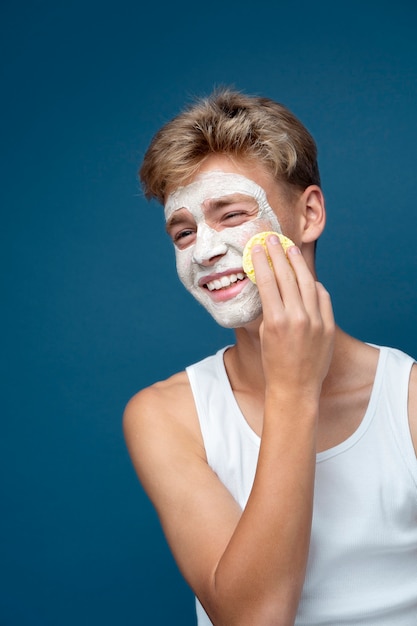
250,241,287,317
251,235,308,308
281,243,320,314
251,235,335,393
251,234,333,325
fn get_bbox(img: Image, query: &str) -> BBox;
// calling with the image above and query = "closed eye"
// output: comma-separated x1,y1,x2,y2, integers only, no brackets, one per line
204,194,259,228
221,211,253,227
225,211,245,219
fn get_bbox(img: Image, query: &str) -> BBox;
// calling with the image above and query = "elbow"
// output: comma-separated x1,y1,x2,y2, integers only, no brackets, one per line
200,585,299,626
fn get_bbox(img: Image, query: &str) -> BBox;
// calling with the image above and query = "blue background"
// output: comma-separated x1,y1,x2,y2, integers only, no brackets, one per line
1,1,416,624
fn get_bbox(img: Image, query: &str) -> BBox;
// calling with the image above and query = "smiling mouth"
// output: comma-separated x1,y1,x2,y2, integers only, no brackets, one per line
204,272,246,291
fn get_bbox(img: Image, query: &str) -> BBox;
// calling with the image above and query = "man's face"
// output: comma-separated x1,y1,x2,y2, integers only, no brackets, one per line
164,157,285,328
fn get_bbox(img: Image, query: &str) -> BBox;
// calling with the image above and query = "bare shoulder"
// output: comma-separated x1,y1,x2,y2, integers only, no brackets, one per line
123,370,198,436
123,370,205,472
408,362,417,456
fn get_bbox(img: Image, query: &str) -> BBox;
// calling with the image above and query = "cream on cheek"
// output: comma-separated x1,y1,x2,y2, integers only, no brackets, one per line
174,219,271,328
165,171,283,327
176,216,275,294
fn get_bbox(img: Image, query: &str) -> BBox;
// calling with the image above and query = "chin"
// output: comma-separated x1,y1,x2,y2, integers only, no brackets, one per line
208,304,263,329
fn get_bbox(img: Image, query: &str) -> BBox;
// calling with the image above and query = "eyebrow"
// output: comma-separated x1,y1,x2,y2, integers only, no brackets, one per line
165,211,191,232
203,193,257,213
205,193,252,207
165,193,257,231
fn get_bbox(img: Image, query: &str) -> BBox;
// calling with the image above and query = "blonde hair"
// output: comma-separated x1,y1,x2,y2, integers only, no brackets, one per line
140,87,320,204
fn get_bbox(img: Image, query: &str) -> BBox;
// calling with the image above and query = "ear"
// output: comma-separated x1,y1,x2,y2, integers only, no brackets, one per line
298,185,326,244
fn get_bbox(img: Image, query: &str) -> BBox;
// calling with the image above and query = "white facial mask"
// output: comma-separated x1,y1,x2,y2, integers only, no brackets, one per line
165,171,282,328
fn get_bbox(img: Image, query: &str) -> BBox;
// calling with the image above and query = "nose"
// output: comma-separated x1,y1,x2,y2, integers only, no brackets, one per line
192,223,228,266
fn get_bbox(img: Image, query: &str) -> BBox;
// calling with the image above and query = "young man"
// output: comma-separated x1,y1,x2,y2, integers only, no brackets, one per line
123,88,417,625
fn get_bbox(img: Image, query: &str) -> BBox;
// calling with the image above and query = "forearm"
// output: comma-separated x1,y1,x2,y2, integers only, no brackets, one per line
205,392,318,625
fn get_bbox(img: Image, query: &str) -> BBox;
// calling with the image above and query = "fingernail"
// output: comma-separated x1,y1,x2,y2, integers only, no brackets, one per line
288,245,301,254
268,235,279,245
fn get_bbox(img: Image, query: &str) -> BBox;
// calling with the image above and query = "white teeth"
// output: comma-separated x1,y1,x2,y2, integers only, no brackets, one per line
205,272,246,291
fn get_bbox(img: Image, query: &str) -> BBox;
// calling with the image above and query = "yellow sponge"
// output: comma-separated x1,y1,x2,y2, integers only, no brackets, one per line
242,231,295,284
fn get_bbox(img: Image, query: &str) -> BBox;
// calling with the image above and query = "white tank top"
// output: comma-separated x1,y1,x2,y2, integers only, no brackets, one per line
186,345,417,625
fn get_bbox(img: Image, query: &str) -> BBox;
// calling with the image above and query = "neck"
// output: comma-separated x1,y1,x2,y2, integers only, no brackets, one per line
225,324,359,397
227,322,265,391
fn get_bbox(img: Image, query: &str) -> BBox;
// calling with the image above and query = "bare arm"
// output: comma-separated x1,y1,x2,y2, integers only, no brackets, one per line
124,239,334,625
